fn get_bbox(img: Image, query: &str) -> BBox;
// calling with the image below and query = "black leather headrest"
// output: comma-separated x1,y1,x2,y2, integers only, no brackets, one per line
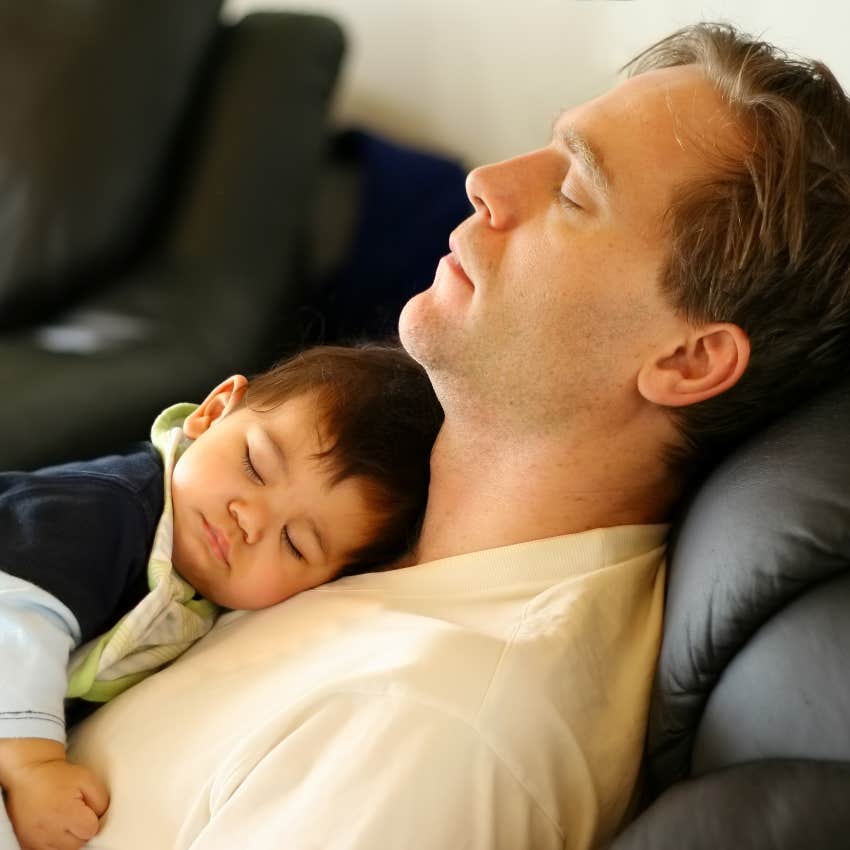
647,377,850,791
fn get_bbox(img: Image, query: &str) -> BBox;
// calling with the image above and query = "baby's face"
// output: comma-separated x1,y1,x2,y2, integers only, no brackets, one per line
170,390,375,609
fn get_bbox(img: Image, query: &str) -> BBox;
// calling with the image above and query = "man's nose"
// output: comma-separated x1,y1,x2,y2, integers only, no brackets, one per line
228,498,264,545
465,157,524,230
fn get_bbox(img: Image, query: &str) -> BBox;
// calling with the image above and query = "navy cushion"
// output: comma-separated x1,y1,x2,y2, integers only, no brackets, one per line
304,129,470,342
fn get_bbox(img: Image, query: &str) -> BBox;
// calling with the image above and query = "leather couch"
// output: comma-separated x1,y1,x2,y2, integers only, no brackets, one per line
0,0,345,470
609,377,850,849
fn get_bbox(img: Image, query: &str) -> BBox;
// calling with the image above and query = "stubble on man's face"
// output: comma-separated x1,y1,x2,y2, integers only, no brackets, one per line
402,65,741,436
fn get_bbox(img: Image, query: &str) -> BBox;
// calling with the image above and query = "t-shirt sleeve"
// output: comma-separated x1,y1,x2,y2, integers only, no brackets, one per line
0,571,80,743
185,690,564,850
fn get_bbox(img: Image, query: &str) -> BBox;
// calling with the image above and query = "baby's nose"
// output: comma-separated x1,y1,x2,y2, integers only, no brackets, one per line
229,499,264,545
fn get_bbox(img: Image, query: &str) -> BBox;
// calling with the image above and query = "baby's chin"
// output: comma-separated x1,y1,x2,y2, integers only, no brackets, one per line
174,570,263,610
170,549,220,604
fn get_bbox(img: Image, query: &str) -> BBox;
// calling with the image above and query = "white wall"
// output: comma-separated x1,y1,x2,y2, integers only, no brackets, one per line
225,0,850,168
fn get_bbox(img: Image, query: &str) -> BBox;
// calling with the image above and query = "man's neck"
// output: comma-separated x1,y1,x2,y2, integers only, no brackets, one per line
412,419,678,565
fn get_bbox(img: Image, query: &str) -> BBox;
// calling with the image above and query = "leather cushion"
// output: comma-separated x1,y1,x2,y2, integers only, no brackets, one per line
607,759,850,850
0,0,222,326
692,574,850,773
647,378,850,790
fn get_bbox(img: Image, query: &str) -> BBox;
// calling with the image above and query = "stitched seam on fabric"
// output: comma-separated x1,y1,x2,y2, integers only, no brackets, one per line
468,599,564,837
217,685,563,841
474,605,529,728
0,710,63,726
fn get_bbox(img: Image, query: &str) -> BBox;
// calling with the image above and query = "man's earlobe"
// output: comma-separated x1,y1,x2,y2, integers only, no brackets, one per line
183,375,249,438
637,323,750,408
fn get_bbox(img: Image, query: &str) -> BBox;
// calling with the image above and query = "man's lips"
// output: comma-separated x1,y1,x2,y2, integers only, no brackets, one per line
202,518,231,565
445,235,474,288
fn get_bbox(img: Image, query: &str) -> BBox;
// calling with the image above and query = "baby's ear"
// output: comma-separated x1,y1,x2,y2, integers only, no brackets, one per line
183,375,249,439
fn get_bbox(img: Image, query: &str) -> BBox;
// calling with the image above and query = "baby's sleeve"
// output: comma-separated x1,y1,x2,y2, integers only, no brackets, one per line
0,571,81,743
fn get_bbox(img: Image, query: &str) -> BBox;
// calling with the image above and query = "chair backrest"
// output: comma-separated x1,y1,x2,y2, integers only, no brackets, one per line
0,0,223,326
608,377,850,849
0,6,346,471
650,376,850,785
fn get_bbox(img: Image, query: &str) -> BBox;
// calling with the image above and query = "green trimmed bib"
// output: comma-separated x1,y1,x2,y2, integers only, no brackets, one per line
66,404,219,702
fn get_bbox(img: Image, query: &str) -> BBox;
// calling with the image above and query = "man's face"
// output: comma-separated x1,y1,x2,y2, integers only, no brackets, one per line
399,65,738,430
171,390,374,610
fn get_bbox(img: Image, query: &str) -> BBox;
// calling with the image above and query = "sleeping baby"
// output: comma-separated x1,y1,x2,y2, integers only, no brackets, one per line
0,343,442,850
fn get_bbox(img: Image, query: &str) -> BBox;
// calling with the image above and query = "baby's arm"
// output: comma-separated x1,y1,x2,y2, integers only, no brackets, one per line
0,738,109,850
0,572,108,849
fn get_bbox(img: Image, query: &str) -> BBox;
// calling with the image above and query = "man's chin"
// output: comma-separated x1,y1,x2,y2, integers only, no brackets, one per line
398,295,450,370
397,295,424,358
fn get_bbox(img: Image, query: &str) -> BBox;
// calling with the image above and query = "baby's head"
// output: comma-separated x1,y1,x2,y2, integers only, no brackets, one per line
170,344,443,609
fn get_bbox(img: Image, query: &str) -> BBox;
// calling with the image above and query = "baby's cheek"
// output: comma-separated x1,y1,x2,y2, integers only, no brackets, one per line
236,566,296,610
169,459,192,504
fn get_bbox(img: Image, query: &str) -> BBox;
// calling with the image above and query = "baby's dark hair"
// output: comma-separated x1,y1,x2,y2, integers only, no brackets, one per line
245,343,443,573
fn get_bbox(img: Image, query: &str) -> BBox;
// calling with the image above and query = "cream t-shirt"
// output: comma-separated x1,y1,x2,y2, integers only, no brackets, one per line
68,523,667,850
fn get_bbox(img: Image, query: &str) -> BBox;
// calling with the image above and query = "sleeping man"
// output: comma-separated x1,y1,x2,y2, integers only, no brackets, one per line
52,21,850,850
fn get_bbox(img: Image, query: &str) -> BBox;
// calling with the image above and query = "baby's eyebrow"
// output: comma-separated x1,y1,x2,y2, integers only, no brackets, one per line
257,426,288,474
306,516,328,562
257,424,330,562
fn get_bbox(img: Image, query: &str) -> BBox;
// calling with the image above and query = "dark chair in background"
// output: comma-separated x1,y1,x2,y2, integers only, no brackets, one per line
0,0,344,470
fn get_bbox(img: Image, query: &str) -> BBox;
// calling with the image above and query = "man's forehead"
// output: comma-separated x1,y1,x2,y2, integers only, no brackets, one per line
557,66,737,184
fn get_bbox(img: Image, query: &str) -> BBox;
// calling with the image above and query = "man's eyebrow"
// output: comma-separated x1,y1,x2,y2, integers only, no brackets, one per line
551,115,611,198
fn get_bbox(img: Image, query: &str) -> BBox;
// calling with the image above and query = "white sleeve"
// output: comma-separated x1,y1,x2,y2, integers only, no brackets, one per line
185,690,563,850
0,571,81,743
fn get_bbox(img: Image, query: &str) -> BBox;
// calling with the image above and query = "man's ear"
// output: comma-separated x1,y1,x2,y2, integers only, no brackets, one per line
183,375,249,439
637,323,750,408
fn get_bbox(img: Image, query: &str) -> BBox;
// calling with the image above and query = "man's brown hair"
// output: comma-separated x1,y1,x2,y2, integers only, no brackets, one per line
626,22,850,481
245,343,443,572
